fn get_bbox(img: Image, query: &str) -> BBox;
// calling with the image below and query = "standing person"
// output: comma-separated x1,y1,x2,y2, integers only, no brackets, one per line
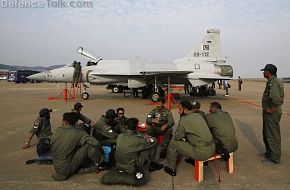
261,64,284,164
224,80,230,96
146,97,175,159
238,76,243,91
21,108,53,157
163,100,215,176
206,102,238,154
51,112,102,181
116,107,128,127
72,61,82,87
100,118,163,186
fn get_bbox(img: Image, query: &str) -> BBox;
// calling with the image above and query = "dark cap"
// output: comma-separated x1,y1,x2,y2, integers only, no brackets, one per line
261,64,277,75
192,101,201,109
39,108,52,116
105,109,117,118
74,102,83,110
180,100,194,110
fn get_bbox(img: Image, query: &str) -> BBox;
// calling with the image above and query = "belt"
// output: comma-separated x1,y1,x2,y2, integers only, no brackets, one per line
194,140,213,147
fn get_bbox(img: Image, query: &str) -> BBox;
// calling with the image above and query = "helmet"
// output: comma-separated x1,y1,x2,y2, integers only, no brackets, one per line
74,102,83,110
39,108,52,117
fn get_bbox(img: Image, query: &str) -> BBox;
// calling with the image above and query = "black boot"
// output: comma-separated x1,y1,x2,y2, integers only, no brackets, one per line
149,162,164,172
98,161,112,171
159,149,167,159
164,166,176,176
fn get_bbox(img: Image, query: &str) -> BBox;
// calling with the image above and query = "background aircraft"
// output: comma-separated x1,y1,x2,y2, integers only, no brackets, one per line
28,29,233,101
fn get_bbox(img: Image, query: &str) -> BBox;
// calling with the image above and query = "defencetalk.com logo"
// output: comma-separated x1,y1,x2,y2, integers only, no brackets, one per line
1,0,93,8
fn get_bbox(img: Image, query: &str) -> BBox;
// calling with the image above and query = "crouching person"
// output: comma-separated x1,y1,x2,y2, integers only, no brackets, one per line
101,118,163,186
51,112,102,181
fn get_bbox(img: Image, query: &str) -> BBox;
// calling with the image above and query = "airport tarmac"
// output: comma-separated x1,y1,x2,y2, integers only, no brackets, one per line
0,80,289,190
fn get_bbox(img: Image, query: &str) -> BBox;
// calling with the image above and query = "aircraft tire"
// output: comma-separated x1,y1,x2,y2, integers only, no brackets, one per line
150,92,160,102
112,86,120,93
82,92,89,100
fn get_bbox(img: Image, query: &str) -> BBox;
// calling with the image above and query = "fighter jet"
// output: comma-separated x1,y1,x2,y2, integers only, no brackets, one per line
28,29,233,101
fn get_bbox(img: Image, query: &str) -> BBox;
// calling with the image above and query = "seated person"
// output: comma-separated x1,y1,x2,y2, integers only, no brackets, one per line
92,109,124,170
21,108,53,157
51,112,102,181
164,100,215,176
146,97,175,158
206,102,238,153
72,102,95,134
101,118,163,186
116,107,128,128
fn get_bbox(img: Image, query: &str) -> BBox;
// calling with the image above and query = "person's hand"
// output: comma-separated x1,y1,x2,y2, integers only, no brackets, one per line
21,143,30,149
152,118,159,124
144,134,153,143
266,107,276,113
160,124,168,131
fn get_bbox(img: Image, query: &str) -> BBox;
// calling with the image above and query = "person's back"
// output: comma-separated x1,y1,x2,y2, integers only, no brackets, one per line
51,125,98,172
51,112,101,181
176,112,214,160
206,103,238,153
115,130,157,173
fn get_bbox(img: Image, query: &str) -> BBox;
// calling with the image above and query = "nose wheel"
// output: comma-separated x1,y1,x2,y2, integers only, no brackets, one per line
81,92,89,100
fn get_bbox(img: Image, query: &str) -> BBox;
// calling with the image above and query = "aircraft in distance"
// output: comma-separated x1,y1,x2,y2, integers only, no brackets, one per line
28,29,233,101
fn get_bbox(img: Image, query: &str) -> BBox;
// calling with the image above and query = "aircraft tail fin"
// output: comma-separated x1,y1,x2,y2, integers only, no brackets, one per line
184,29,223,60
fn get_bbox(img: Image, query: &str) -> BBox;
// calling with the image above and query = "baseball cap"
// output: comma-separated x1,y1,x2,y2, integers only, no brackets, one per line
74,102,83,110
39,108,52,116
105,109,117,118
192,101,201,109
261,64,277,75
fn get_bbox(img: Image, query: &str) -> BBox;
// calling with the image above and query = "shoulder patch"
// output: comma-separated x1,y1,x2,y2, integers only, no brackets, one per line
33,120,40,129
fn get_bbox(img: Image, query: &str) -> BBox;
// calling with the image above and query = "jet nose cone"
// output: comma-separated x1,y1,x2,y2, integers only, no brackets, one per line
27,72,46,81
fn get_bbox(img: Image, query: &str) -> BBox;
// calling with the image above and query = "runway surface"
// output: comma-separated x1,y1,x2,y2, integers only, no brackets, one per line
0,80,289,190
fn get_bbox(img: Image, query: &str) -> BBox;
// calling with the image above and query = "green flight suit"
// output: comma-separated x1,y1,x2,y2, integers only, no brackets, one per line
146,107,175,149
262,75,284,162
51,125,102,181
72,62,81,86
101,130,158,186
206,110,238,153
92,116,123,146
166,112,215,169
30,116,52,140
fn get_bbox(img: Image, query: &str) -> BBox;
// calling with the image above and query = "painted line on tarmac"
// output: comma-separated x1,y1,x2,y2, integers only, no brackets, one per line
228,96,290,117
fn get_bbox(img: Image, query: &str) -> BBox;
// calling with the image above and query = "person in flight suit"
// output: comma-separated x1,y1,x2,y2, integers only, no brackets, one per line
206,102,238,154
71,61,82,87
51,112,102,181
260,64,284,164
72,102,95,134
192,100,206,118
21,108,53,156
146,96,175,159
92,109,124,170
116,107,128,128
164,100,215,176
101,118,163,186
184,100,207,165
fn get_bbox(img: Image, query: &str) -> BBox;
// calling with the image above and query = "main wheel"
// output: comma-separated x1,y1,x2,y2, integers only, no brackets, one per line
112,86,120,93
81,92,89,100
150,92,160,102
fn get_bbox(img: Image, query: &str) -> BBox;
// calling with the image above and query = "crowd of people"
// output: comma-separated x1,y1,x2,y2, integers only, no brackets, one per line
20,64,284,186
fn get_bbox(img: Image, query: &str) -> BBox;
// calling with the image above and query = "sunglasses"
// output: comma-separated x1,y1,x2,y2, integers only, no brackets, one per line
118,112,124,115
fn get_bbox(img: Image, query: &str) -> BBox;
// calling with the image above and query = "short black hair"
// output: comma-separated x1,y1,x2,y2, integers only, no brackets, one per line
63,112,79,125
116,107,125,113
210,102,222,110
126,118,139,131
180,100,193,110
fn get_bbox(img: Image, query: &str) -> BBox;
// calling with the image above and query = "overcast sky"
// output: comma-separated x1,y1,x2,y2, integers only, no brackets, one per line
0,0,290,77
